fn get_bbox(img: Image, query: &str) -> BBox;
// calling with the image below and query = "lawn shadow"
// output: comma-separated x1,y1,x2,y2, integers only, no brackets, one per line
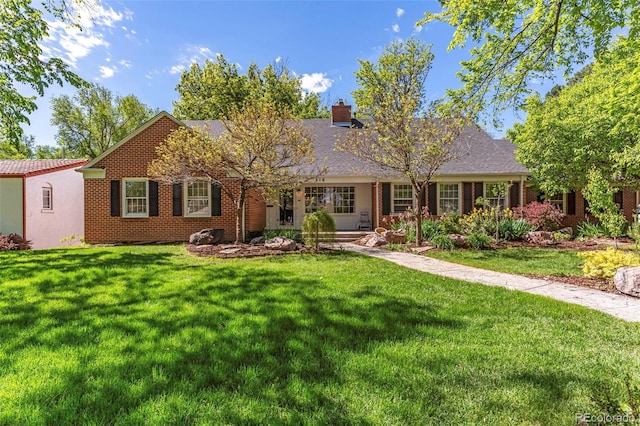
1,249,464,424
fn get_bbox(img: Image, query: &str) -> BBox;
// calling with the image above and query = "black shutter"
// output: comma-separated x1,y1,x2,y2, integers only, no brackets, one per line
474,182,483,207
428,183,437,214
212,183,222,216
110,180,120,217
509,183,520,208
614,191,623,209
382,183,391,215
463,182,473,214
567,190,576,215
172,183,183,216
149,181,159,216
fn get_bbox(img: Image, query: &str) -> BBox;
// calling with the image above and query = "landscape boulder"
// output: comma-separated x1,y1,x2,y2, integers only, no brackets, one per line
614,267,640,298
265,236,297,251
383,229,407,244
190,228,224,245
449,234,468,248
524,231,556,246
250,236,265,245
360,233,387,247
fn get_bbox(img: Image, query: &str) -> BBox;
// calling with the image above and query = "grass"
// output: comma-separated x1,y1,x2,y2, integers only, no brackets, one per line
425,247,584,277
1,245,639,424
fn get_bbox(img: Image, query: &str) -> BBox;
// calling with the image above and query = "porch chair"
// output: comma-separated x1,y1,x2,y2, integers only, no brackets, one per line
356,211,372,231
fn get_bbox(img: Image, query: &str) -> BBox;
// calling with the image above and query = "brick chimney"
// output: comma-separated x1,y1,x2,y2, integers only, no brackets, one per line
331,100,352,127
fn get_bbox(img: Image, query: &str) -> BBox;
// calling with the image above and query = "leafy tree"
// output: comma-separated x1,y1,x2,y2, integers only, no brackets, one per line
1,0,85,144
509,37,640,195
302,210,336,251
173,55,328,120
583,168,626,247
149,100,321,243
0,134,63,159
338,37,467,245
419,1,639,119
51,83,157,159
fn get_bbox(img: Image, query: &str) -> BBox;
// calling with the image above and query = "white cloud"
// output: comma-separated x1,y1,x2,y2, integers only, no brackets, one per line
169,64,185,75
415,24,423,33
41,0,133,67
392,24,400,33
396,8,405,18
168,44,216,76
119,59,132,69
99,65,115,78
300,73,332,93
275,56,282,63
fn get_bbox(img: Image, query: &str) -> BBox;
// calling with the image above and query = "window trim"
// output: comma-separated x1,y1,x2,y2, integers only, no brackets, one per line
546,193,566,214
484,183,508,209
184,179,212,217
391,183,414,214
122,178,149,218
304,186,356,215
438,183,460,215
42,185,53,211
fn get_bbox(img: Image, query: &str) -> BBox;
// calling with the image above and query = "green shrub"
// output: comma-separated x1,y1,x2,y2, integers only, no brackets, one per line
585,375,640,425
431,234,455,250
577,221,609,239
421,219,441,241
387,243,409,252
302,210,336,250
578,247,640,278
263,229,301,241
499,218,533,241
467,232,493,249
438,212,462,234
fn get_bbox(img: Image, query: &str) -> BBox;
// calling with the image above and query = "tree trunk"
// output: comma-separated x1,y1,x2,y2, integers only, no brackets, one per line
235,191,246,244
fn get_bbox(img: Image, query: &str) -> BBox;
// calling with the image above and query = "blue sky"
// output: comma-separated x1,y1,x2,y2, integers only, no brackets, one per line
26,0,537,147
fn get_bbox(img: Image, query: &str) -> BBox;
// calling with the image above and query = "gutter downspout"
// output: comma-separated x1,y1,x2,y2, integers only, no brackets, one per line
520,175,525,207
22,176,27,240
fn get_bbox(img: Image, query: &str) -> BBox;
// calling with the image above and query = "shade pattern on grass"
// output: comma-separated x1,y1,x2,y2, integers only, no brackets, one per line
0,246,638,424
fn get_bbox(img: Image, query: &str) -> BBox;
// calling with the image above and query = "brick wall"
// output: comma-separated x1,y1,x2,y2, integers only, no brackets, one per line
84,115,265,244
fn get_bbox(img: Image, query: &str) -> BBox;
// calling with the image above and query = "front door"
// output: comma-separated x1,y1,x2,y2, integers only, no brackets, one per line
279,189,294,226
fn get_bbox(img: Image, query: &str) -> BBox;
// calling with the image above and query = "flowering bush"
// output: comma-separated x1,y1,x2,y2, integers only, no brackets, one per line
578,247,640,278
0,234,32,251
513,201,565,231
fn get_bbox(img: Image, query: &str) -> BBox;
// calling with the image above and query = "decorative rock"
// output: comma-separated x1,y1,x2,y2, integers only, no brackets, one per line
449,234,468,248
614,267,640,297
190,228,224,245
365,233,388,247
523,231,556,245
265,236,297,251
557,227,574,236
383,229,407,244
219,247,243,255
250,236,265,245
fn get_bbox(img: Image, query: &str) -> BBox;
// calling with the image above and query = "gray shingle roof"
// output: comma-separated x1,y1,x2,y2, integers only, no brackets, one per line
184,118,529,178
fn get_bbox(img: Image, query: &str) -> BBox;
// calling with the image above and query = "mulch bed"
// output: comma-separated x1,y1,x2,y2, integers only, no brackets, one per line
187,237,632,296
186,243,312,258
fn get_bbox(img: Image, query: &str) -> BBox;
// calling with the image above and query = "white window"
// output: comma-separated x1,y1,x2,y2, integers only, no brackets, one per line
393,184,414,214
546,193,565,213
439,183,459,214
123,179,148,217
185,180,211,217
305,186,355,214
42,185,52,210
485,183,508,208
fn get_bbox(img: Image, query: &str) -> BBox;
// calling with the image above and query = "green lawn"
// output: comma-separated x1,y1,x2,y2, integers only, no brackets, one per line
425,247,584,277
1,245,638,425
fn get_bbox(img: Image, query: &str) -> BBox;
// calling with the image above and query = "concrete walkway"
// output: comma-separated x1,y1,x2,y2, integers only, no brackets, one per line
335,243,640,323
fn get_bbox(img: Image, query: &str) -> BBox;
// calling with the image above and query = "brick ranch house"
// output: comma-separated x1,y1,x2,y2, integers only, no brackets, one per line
77,103,640,244
0,159,88,249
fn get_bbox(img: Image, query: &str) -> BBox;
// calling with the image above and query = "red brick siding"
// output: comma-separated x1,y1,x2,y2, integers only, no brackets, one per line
84,116,265,243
